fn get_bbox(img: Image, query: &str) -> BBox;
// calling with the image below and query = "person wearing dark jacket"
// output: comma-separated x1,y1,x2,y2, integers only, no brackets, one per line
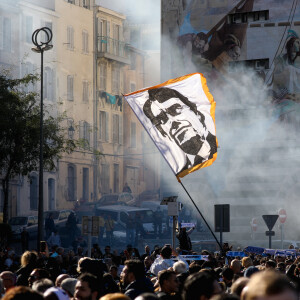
176,226,194,253
121,259,154,299
16,251,37,286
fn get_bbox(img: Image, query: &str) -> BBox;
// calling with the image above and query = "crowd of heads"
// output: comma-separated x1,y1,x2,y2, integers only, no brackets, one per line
0,242,299,300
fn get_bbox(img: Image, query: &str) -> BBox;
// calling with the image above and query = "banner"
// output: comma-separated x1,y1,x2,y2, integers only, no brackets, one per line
124,73,218,179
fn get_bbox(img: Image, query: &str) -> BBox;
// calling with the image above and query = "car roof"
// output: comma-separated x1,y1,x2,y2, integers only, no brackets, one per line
96,205,151,212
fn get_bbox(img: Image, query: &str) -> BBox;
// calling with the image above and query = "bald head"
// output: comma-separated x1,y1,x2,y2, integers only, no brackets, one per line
55,274,70,287
0,271,16,290
231,259,242,274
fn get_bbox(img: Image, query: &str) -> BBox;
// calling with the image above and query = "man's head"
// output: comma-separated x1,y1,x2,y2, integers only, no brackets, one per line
230,259,241,274
121,260,145,287
0,271,15,291
143,87,208,156
242,257,253,269
55,274,70,287
173,261,187,274
158,270,179,294
160,246,172,259
145,245,150,253
109,266,118,279
221,267,234,283
182,272,222,300
2,286,43,300
104,246,111,254
144,256,152,270
244,270,298,300
32,278,54,294
74,273,99,300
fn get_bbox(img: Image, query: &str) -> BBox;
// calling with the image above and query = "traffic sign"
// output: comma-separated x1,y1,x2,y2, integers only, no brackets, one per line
262,215,279,231
278,208,287,224
265,231,275,236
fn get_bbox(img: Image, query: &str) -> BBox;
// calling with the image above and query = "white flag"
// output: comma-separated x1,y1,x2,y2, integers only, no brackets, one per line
124,73,218,179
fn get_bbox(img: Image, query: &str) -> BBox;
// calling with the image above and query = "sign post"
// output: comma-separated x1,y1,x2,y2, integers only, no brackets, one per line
278,208,287,249
161,196,178,249
262,215,279,248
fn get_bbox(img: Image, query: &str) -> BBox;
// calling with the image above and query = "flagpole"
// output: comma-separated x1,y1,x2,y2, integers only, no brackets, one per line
179,181,222,251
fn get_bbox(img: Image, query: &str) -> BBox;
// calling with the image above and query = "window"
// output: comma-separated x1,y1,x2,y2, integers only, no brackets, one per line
67,26,74,50
30,174,38,210
130,122,136,148
113,114,120,143
82,30,88,53
82,0,90,8
113,164,119,193
67,75,74,101
99,62,107,90
67,119,75,139
41,21,52,45
100,164,110,193
99,111,109,141
44,67,54,101
112,66,120,94
82,168,89,201
82,81,89,102
79,121,90,147
67,164,76,201
2,17,11,52
98,19,110,52
112,24,120,55
25,16,33,43
130,52,136,70
22,62,34,93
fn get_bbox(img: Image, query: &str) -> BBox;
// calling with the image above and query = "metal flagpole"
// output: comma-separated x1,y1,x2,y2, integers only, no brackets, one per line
179,181,222,250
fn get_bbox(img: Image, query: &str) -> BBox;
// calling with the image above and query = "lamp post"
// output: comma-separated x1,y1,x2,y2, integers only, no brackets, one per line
32,27,53,250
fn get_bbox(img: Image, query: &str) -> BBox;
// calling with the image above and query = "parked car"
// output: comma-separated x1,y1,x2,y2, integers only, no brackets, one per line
95,205,155,237
8,216,38,240
44,209,74,229
95,192,135,207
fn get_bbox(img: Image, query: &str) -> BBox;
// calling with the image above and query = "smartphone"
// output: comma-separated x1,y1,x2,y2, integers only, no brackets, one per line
40,241,47,252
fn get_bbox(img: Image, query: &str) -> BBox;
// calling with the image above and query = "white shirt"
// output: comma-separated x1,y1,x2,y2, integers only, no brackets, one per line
150,255,188,276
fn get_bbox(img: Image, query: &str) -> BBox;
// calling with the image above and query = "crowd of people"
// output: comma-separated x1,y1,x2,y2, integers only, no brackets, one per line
0,239,299,300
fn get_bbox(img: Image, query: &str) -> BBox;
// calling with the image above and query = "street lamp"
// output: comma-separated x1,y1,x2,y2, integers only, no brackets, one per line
32,27,53,250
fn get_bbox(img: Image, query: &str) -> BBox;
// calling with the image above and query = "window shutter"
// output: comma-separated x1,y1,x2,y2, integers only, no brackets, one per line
119,115,123,144
79,121,84,139
105,112,109,142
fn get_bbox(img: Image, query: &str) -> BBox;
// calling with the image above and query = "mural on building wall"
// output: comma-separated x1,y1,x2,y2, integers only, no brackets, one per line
271,29,300,125
162,0,300,126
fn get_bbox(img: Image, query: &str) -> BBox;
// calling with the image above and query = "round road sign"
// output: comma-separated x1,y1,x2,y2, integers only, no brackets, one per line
278,208,287,224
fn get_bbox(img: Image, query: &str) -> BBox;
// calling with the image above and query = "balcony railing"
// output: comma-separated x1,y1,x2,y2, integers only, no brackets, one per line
97,36,128,59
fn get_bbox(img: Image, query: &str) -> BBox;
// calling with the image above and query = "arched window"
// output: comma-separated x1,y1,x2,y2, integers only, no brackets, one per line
30,173,38,210
67,164,76,201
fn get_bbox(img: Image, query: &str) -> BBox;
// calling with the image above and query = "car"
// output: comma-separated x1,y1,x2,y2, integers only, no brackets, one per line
44,209,74,229
8,216,38,240
95,192,135,207
95,205,155,237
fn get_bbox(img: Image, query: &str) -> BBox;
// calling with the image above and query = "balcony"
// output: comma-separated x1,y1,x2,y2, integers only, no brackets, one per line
97,36,130,65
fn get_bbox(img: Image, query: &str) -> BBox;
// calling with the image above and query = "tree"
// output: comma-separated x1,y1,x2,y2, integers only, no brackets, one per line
0,73,76,224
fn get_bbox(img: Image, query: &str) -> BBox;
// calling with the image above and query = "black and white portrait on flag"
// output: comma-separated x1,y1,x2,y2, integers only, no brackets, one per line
124,73,218,178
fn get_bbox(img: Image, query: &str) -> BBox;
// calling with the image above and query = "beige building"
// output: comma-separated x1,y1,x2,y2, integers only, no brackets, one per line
95,6,128,196
55,0,95,209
